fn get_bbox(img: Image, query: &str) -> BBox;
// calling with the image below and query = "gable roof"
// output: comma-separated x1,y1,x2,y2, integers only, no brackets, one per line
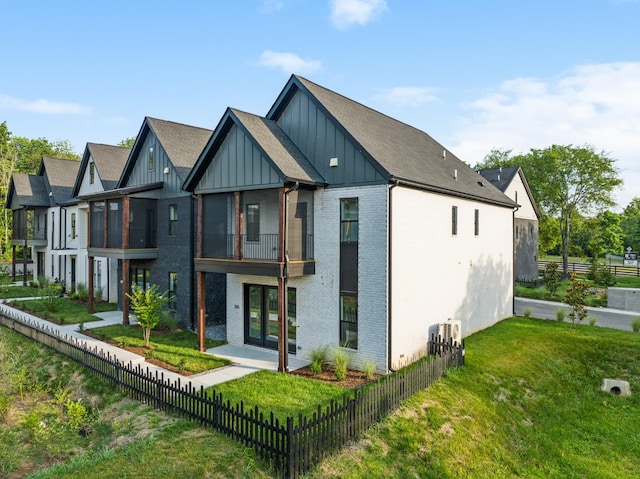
73,143,131,196
268,75,515,208
38,157,81,205
121,117,213,186
478,166,541,218
4,173,49,209
184,108,324,190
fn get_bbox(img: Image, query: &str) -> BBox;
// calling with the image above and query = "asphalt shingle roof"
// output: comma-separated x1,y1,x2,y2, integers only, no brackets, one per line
87,143,131,190
8,173,49,208
293,76,515,207
39,157,81,205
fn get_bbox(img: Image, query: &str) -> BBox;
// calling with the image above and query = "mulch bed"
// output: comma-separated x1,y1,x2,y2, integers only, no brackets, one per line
289,365,378,389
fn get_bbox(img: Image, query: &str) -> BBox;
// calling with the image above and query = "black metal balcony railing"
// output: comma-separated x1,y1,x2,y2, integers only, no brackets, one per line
202,234,314,261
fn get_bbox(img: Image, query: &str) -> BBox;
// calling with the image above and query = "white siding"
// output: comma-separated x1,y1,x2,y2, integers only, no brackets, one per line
506,173,537,221
389,186,513,368
77,158,104,196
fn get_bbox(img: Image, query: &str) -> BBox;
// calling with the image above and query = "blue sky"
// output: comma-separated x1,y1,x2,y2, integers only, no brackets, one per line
1,0,639,209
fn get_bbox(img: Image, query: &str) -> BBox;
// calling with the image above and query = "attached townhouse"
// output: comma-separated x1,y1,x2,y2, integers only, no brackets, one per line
478,166,540,282
6,157,80,287
184,75,517,373
81,117,221,327
71,143,131,304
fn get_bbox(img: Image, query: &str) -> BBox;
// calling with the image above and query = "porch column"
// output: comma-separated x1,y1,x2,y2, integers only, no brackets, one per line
122,259,130,325
277,188,288,373
22,240,27,286
197,271,206,352
11,245,16,281
234,191,242,260
88,256,94,314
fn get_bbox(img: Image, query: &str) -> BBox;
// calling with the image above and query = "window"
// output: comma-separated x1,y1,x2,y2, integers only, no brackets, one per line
168,204,177,236
340,198,358,349
246,204,260,242
168,272,177,310
474,209,480,236
148,146,154,170
71,212,77,239
131,267,150,291
340,198,359,243
89,162,95,184
451,206,458,236
95,260,102,293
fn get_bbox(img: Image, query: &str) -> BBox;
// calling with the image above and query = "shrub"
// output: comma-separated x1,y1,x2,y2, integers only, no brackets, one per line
156,311,179,332
556,309,566,322
523,308,533,318
632,317,640,333
587,258,616,287
362,360,376,380
564,273,589,327
309,346,328,375
74,283,89,302
94,287,103,301
332,348,350,382
588,316,597,326
542,262,561,297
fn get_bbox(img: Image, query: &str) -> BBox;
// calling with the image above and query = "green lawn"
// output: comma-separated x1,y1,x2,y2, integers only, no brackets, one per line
307,317,640,478
7,297,117,324
87,324,230,374
0,285,41,299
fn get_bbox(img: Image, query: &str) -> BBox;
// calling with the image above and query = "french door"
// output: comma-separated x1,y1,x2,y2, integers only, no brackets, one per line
244,284,296,353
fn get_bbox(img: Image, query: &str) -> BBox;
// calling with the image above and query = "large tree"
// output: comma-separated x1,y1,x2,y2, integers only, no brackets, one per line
476,145,622,276
621,197,640,253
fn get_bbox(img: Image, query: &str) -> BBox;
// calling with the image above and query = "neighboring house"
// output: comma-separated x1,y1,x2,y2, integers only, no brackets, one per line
5,157,81,287
81,118,219,327
71,143,131,302
478,166,540,282
184,75,517,373
5,173,49,284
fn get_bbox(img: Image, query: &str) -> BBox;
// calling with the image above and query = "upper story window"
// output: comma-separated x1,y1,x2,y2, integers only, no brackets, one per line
89,162,95,184
169,204,177,236
452,206,458,236
340,198,359,243
148,146,154,170
246,204,260,242
71,212,77,239
474,209,480,236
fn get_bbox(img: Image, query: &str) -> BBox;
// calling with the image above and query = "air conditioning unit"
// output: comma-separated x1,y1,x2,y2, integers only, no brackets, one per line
439,320,462,345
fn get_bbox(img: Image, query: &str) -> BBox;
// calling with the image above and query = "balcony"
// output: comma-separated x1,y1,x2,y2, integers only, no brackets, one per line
12,209,47,246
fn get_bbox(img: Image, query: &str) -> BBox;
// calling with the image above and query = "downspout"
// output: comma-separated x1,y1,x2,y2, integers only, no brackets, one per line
512,204,519,315
387,180,400,373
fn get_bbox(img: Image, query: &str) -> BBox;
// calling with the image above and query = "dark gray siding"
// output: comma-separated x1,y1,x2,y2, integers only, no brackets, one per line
276,90,386,186
195,124,283,194
126,134,188,197
515,218,539,282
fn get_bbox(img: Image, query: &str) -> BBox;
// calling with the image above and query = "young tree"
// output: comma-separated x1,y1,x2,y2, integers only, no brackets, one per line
126,284,168,347
564,273,590,327
542,261,561,297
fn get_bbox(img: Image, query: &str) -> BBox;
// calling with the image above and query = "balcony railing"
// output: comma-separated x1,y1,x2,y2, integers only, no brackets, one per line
202,234,314,261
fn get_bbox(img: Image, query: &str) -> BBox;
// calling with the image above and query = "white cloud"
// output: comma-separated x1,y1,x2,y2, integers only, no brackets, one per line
450,62,640,209
258,50,322,74
330,0,388,30
0,94,91,115
374,86,440,107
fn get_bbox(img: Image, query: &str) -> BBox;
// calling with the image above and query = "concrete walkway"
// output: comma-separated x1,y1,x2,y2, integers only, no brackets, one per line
0,302,309,389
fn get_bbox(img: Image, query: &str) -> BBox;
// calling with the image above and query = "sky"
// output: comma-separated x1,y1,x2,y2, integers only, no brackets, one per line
1,0,639,210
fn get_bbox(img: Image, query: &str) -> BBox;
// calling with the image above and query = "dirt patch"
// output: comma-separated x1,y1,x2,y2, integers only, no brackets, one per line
289,365,378,389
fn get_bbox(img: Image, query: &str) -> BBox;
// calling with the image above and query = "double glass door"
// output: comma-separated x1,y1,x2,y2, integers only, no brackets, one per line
245,285,296,353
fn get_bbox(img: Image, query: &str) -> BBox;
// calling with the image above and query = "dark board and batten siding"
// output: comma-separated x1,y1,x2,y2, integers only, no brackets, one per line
276,89,387,186
195,124,284,194
126,133,188,197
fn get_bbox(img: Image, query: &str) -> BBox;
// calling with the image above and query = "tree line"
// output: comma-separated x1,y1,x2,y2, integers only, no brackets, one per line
0,120,635,275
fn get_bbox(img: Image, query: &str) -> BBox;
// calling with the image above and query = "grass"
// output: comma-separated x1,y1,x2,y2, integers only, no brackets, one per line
0,285,41,299
87,324,230,374
306,317,640,478
211,369,351,423
8,298,117,324
516,276,610,306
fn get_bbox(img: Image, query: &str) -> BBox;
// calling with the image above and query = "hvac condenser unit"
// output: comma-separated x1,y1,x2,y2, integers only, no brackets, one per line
439,320,462,344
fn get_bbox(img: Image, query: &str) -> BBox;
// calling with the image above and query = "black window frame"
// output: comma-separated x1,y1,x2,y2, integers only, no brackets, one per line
474,209,480,236
168,204,178,236
246,203,260,242
452,205,458,236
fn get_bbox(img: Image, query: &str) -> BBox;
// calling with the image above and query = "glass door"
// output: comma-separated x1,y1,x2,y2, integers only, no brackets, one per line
244,284,296,352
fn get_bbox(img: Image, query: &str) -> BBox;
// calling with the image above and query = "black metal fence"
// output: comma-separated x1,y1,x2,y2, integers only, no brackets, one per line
0,309,463,478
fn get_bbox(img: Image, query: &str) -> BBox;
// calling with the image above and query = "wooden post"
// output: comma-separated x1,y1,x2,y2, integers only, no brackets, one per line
197,271,206,352
277,188,288,373
88,256,95,314
122,259,130,325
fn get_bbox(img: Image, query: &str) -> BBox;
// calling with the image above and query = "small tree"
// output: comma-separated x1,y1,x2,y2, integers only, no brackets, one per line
543,261,561,297
564,273,589,327
126,284,168,347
